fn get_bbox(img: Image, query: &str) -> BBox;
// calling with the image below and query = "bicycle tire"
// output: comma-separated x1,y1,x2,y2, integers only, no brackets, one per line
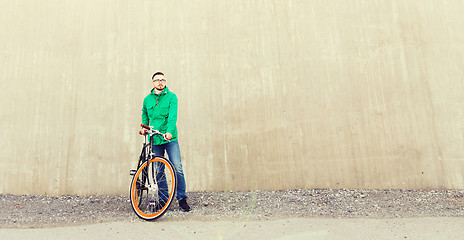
130,156,177,220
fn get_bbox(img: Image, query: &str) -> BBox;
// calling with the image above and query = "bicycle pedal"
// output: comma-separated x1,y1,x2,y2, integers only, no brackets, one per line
129,170,136,176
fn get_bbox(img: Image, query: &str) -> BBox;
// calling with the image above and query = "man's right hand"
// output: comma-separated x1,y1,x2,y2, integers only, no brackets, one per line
139,129,148,135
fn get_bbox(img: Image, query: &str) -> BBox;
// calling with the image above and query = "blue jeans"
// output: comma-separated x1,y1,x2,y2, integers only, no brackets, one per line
151,141,187,201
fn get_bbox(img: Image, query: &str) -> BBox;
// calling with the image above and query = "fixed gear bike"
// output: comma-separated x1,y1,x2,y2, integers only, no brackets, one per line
129,124,177,220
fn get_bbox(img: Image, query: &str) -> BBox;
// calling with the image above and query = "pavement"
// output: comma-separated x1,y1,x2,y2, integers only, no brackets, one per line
0,217,463,240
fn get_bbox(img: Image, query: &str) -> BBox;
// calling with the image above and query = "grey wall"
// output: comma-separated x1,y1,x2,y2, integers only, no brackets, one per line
1,0,463,195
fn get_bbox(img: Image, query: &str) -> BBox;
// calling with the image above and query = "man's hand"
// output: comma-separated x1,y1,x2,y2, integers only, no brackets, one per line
139,129,148,135
165,132,173,140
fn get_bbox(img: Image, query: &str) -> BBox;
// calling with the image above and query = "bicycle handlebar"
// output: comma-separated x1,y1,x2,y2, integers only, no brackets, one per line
139,124,170,142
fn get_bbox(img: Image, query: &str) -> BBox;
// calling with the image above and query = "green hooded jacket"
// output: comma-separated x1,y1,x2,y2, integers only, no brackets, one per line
141,86,178,145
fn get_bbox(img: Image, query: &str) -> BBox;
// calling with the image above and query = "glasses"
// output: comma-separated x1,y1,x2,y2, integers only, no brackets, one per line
153,79,166,83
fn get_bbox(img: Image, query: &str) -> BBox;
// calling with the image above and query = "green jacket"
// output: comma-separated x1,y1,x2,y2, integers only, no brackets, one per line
142,87,178,145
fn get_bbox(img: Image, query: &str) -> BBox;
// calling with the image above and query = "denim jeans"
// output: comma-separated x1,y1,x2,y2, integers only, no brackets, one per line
151,141,187,201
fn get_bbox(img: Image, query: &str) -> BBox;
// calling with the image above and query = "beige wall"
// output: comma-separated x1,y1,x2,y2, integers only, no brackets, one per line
1,0,463,195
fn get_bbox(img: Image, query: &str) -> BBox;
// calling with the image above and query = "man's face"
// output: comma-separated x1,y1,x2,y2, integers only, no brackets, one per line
152,74,166,91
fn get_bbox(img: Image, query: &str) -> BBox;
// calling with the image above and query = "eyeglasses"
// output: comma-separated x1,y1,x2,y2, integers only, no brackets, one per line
153,79,166,83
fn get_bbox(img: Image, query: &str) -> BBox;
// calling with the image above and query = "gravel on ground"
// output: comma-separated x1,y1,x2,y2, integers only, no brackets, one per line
1,189,463,229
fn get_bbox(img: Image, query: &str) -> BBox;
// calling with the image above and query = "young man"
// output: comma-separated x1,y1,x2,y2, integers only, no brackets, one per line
141,72,191,212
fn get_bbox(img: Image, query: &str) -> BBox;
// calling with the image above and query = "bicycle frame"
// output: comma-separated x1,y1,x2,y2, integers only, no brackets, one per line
131,124,169,175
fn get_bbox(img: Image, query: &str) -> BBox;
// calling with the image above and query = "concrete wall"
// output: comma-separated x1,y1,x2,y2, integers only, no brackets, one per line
1,0,463,195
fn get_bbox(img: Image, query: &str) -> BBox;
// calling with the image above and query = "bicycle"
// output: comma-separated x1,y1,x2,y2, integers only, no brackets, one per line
129,123,177,220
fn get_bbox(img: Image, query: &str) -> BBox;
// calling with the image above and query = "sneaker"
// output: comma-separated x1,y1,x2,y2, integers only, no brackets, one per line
179,198,191,212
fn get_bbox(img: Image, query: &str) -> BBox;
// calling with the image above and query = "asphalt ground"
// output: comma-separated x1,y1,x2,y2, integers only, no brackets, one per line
0,217,463,240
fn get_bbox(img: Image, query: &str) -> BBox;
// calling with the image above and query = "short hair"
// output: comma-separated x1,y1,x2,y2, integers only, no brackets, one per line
152,72,165,79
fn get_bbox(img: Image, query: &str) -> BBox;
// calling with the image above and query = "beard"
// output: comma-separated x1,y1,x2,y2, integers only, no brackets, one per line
155,85,165,91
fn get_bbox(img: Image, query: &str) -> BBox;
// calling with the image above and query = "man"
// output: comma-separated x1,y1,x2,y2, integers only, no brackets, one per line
141,72,191,212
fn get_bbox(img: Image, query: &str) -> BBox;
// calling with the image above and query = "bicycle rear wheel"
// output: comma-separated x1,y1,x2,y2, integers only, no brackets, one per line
130,157,177,220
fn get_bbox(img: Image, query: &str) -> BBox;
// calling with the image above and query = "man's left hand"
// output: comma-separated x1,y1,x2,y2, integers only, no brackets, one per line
165,132,173,140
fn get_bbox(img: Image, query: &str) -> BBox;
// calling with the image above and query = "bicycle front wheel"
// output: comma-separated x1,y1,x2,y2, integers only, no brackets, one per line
130,157,177,220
